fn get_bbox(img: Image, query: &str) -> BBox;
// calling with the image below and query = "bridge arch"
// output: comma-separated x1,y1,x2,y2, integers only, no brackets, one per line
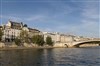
64,44,68,48
73,41,100,47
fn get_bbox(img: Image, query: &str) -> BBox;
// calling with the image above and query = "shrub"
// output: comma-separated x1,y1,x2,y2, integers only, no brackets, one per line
46,36,53,46
31,35,45,46
14,38,21,46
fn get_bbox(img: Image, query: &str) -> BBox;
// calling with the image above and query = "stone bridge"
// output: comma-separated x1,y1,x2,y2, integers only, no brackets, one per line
63,40,100,48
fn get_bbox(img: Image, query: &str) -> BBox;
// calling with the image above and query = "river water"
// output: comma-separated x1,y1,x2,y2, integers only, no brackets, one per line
0,47,100,66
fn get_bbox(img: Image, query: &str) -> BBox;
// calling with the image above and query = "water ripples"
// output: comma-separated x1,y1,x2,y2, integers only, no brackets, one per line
0,47,100,66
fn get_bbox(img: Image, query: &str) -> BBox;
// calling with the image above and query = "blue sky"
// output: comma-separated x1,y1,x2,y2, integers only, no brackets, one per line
0,0,100,38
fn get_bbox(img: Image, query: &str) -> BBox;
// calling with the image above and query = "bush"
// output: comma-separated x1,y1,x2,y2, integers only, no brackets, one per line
20,30,30,43
46,36,53,46
14,38,21,46
31,35,45,46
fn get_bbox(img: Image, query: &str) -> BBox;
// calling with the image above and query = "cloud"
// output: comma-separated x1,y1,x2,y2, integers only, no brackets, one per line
0,15,22,22
26,15,47,22
48,1,75,18
81,20,99,33
79,2,99,37
82,2,99,19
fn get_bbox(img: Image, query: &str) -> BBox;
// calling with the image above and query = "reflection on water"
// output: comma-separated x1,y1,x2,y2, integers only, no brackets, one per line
0,47,100,66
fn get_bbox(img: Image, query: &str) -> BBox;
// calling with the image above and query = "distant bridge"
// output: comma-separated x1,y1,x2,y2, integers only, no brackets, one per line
64,40,100,48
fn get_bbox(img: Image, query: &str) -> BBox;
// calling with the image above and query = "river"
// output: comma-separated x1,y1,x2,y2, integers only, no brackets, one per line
0,47,100,66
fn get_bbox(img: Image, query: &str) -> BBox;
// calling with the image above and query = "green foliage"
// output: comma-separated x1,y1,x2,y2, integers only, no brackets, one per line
14,38,21,46
20,30,30,43
46,36,53,46
0,29,3,41
31,35,45,46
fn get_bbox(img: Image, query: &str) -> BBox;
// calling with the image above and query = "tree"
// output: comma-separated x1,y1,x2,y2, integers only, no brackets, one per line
14,38,21,46
20,30,30,43
46,36,53,46
31,35,45,46
0,29,3,41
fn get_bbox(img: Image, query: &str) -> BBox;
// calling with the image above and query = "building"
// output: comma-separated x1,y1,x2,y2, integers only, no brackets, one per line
43,32,75,43
74,36,91,41
43,32,57,43
23,27,43,38
60,34,75,43
2,20,22,42
1,20,42,42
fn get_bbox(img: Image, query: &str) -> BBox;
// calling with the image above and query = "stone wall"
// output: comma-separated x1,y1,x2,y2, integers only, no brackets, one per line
53,43,67,47
0,42,5,48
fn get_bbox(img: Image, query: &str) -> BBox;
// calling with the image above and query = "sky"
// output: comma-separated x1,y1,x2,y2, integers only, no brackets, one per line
0,0,100,38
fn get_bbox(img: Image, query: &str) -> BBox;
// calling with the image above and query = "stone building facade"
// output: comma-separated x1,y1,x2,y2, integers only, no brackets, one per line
1,20,42,42
43,32,75,43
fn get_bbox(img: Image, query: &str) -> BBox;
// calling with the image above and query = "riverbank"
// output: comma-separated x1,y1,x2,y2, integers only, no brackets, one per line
0,46,56,51
0,42,67,50
0,42,100,51
0,46,100,51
